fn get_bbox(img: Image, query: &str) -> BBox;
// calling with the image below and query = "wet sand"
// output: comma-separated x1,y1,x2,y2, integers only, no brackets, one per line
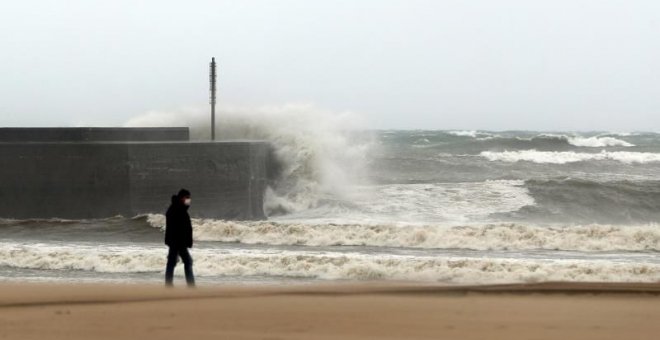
1,282,659,340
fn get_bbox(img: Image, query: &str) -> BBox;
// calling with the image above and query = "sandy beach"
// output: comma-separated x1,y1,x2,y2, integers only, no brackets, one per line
1,282,658,340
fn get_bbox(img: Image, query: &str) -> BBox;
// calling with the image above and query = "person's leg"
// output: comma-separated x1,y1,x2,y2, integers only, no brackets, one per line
178,248,195,287
165,246,178,286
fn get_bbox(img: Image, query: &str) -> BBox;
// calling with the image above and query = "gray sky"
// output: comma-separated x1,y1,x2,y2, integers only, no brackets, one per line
1,0,658,131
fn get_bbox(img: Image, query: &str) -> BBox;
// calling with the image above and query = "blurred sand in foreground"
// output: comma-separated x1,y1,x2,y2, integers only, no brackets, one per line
0,282,658,340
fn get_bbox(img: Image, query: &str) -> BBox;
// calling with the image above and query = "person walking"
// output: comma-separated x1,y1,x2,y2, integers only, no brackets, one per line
164,188,195,287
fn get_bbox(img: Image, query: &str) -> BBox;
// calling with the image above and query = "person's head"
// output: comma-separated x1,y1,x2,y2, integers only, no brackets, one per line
177,188,191,206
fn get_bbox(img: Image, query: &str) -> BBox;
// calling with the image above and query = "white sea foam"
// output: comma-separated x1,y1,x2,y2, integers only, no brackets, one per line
447,132,634,147
480,150,660,164
566,136,634,147
125,103,374,215
447,130,496,138
1,242,658,283
528,134,634,147
145,215,660,252
447,130,479,137
268,180,535,224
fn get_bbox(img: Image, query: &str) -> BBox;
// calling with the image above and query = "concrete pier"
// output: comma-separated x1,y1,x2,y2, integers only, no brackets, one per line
0,127,189,142
0,128,268,220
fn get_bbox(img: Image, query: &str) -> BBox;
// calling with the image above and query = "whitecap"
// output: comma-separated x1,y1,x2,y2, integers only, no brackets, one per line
480,150,660,164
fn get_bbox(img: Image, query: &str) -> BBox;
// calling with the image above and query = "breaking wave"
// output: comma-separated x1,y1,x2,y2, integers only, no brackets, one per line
565,135,634,147
480,150,660,164
278,180,535,224
1,242,658,283
523,134,635,147
441,132,636,151
145,215,660,252
125,103,374,216
505,179,660,224
445,131,634,146
447,130,495,138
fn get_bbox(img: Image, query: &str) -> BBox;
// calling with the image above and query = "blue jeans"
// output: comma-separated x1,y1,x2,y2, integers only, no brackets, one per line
165,246,195,287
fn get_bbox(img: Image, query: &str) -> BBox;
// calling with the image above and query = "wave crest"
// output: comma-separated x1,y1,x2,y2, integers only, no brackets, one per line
447,130,494,138
480,150,660,164
2,242,658,283
445,131,634,147
145,215,660,252
505,178,660,224
566,136,634,147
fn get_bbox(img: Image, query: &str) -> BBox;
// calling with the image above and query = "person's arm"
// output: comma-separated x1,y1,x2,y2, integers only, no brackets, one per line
186,215,193,248
164,211,172,246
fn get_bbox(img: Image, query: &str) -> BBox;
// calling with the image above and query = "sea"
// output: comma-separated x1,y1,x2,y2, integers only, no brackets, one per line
1,129,659,285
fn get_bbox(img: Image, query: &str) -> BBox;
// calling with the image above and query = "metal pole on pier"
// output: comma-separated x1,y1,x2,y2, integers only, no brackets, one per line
210,57,217,141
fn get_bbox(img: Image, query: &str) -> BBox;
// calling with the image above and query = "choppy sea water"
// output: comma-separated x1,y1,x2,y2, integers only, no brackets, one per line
1,130,659,284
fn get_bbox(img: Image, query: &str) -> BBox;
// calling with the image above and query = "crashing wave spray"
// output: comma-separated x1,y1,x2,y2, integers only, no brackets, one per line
125,103,374,216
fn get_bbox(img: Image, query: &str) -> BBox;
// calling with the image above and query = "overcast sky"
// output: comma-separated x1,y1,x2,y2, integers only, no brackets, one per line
1,0,658,131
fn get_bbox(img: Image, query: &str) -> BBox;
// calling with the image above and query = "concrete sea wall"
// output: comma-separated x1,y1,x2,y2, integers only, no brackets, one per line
0,127,189,142
0,128,268,220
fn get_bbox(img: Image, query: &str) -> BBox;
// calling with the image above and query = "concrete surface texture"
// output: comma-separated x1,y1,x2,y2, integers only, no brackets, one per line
0,128,268,220
0,127,189,142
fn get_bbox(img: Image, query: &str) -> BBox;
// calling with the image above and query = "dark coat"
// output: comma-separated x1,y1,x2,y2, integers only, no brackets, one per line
165,195,193,248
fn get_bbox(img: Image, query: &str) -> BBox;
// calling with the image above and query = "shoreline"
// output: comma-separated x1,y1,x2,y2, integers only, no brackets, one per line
2,281,659,339
2,281,660,306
